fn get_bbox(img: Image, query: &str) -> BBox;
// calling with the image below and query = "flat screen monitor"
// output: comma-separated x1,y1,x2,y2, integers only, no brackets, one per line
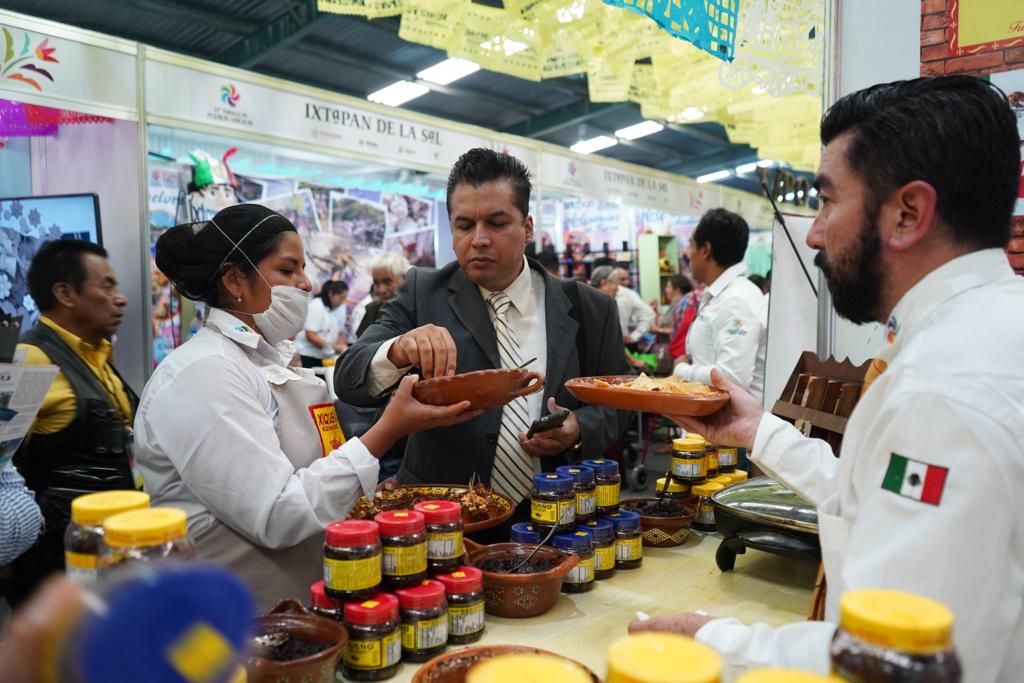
0,193,103,328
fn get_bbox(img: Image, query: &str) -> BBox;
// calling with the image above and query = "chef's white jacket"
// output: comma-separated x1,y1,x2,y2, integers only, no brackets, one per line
134,308,379,549
696,250,1024,683
674,263,767,400
295,297,347,359
616,285,656,340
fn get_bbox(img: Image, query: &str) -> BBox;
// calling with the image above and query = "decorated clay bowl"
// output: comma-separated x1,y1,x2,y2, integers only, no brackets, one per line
413,368,544,410
464,540,580,618
412,644,600,683
247,599,348,683
619,496,699,547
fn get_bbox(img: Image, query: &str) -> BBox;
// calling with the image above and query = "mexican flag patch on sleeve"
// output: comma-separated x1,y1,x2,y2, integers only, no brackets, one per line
881,453,948,506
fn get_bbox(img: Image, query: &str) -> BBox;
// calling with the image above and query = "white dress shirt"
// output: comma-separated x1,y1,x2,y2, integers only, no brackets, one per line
696,250,1024,683
674,263,767,400
615,285,656,340
135,308,379,550
296,298,346,359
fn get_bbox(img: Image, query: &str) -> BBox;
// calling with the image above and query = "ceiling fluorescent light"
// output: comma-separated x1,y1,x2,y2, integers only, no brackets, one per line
615,120,664,140
735,162,758,174
680,107,704,121
570,136,617,154
417,58,479,85
367,81,429,107
756,159,774,168
697,170,731,184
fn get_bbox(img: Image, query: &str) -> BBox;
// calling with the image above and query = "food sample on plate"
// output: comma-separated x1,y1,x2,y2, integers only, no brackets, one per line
348,483,499,524
593,373,719,395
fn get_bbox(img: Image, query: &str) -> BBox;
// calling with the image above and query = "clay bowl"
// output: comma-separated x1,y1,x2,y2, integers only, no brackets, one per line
619,496,699,547
464,539,580,618
565,375,728,416
247,599,348,683
413,368,544,411
412,644,600,683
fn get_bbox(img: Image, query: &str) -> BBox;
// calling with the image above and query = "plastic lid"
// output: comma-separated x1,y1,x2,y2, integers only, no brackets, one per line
708,476,733,487
725,471,748,483
606,633,722,683
103,508,188,549
325,519,380,547
580,519,614,543
78,563,255,683
655,477,688,494
556,464,596,487
691,483,725,497
374,510,425,536
395,579,447,610
735,670,844,683
552,529,593,553
71,491,150,526
581,459,619,477
532,472,574,494
414,500,462,525
604,510,641,532
839,589,954,654
717,446,739,453
344,593,400,626
434,566,483,594
309,580,339,610
467,653,592,683
672,437,706,453
510,522,544,544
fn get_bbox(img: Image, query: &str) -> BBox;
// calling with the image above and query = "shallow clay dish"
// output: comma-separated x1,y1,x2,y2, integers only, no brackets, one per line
413,368,544,411
412,644,600,683
464,540,580,618
620,496,699,547
247,599,348,683
565,375,728,416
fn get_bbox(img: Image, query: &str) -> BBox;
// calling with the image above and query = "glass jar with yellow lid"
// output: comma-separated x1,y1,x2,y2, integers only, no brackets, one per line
607,633,722,683
736,670,844,682
708,475,733,488
671,435,708,487
64,490,150,587
716,446,739,474
99,507,196,571
655,476,690,499
722,470,748,485
467,653,592,683
691,482,725,532
831,589,962,682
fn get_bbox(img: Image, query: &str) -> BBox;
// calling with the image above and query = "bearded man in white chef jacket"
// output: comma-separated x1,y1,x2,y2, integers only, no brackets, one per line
634,76,1024,683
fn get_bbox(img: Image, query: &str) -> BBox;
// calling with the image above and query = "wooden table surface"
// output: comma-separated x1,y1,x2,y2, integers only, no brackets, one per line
389,532,818,682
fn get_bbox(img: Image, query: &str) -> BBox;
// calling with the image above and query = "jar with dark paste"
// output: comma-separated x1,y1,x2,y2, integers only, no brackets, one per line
435,566,485,645
64,490,149,588
655,476,691,500
375,510,428,589
705,444,719,478
324,519,382,602
99,507,195,571
670,436,708,487
717,446,739,475
552,529,595,594
582,459,621,514
691,483,724,532
343,593,403,681
831,589,962,683
556,464,597,523
510,522,545,545
605,510,643,569
413,501,464,575
395,579,448,662
309,579,343,622
530,473,576,533
580,518,616,580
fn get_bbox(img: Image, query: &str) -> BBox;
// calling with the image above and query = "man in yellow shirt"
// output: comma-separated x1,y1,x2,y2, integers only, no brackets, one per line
8,239,134,607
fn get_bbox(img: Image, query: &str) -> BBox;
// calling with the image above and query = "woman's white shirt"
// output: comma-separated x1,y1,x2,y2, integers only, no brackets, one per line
295,297,343,359
134,308,378,549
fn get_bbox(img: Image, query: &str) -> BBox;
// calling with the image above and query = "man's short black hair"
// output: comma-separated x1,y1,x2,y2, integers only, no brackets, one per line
591,256,617,269
446,148,532,220
692,208,749,267
820,75,1020,250
27,239,108,312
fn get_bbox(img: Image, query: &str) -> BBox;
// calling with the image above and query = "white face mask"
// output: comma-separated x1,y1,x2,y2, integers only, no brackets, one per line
253,283,308,346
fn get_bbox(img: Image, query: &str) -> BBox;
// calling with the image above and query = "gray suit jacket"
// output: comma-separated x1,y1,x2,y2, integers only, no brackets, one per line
334,258,630,486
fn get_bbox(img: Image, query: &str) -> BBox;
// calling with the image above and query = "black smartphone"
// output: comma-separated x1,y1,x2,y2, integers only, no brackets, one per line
526,409,570,438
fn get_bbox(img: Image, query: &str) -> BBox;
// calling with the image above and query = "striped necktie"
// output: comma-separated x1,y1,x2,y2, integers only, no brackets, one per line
487,291,535,502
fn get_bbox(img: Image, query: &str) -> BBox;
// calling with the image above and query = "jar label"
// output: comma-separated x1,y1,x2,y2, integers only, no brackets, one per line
596,483,620,508
382,543,427,576
402,614,448,650
324,554,381,591
699,501,715,525
595,545,616,571
65,551,98,587
575,491,596,516
672,458,706,478
531,499,575,525
427,531,464,560
346,630,402,670
718,449,737,466
708,452,718,471
448,602,485,636
616,537,643,562
565,556,596,584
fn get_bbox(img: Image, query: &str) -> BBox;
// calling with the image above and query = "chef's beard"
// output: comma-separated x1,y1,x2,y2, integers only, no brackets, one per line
814,199,886,325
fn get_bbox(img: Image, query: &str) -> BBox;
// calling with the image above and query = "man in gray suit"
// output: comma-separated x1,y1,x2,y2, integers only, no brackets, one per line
336,148,629,504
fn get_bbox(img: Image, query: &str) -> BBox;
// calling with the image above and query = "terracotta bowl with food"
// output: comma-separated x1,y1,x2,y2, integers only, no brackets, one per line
413,368,544,411
565,374,728,415
464,540,580,618
247,599,348,683
619,496,699,547
412,644,599,683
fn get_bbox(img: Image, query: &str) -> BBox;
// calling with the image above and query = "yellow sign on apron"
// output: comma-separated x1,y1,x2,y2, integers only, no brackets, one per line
308,402,347,455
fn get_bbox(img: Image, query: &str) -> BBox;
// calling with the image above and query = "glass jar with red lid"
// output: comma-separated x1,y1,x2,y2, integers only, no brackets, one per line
343,593,402,681
395,579,448,662
435,566,486,644
413,500,464,575
309,579,342,621
375,510,427,589
324,519,382,602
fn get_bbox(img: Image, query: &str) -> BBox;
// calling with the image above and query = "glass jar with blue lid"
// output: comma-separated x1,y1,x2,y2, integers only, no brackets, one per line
581,459,621,514
580,519,616,580
552,529,595,593
604,510,643,569
556,464,597,522
530,473,576,533
510,522,545,545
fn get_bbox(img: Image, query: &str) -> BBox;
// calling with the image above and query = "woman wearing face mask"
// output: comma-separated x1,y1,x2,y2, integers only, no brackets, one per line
135,204,479,607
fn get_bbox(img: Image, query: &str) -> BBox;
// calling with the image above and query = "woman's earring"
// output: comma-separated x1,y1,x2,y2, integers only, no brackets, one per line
236,296,242,303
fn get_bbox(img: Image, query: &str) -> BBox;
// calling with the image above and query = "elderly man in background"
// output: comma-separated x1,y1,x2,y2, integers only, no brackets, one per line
611,266,656,346
353,252,412,339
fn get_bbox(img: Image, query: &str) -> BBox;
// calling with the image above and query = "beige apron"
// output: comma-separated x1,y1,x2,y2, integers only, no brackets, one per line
194,362,345,611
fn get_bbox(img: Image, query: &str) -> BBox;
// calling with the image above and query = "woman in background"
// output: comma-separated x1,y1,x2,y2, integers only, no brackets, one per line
296,279,348,368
